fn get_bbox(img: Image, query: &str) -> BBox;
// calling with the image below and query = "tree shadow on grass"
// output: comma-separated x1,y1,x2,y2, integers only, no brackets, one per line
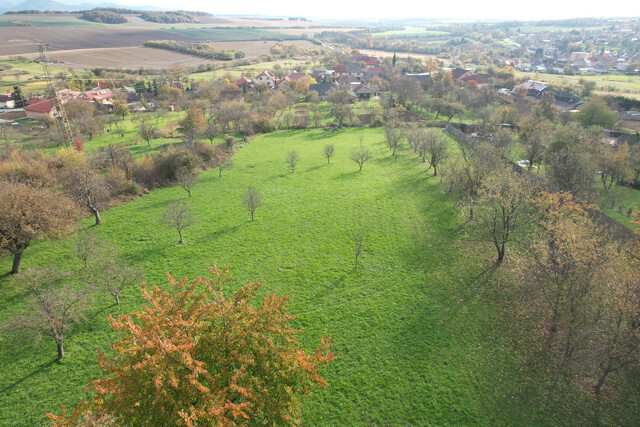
305,165,323,173
0,359,57,395
331,170,360,181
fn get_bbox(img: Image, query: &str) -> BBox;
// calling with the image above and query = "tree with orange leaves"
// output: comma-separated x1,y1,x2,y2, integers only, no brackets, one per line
48,262,336,426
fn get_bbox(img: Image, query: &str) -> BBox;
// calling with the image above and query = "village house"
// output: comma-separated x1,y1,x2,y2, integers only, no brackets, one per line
450,68,473,84
512,80,548,98
82,87,114,104
352,83,380,100
254,70,278,89
235,77,252,90
404,72,433,88
309,83,336,100
0,94,15,109
24,97,54,120
461,73,491,88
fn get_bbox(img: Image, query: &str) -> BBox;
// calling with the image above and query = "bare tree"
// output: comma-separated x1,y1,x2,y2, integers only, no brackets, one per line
5,268,89,360
466,169,534,263
59,165,111,226
160,200,196,244
138,120,160,147
73,229,101,269
203,122,218,144
175,167,198,198
350,143,371,172
385,126,402,156
243,186,263,221
324,144,335,164
353,228,364,269
422,130,450,176
286,150,300,172
213,156,233,177
90,253,143,305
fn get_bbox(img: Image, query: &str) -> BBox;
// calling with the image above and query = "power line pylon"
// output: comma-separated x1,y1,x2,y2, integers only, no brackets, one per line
36,43,73,145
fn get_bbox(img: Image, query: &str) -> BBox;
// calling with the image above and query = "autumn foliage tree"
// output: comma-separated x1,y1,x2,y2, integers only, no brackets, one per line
48,262,336,425
0,181,79,274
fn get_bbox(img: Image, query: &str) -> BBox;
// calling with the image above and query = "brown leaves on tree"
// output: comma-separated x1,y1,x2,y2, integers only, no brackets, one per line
0,181,79,274
51,262,335,425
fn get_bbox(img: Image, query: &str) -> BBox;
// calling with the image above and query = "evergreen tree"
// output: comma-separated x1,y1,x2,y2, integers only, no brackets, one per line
12,85,27,108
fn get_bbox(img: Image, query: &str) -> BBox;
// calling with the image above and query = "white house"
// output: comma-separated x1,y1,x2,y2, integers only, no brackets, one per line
0,94,15,109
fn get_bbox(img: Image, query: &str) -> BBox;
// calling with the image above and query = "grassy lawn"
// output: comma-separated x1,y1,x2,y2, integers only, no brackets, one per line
373,27,449,38
515,71,640,95
1,127,637,425
166,28,298,42
0,58,70,96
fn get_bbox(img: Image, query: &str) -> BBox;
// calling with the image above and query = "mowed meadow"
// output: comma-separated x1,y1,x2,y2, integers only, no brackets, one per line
0,128,631,425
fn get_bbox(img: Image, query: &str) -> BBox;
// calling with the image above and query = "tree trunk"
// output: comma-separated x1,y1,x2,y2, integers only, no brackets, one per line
178,229,183,244
92,208,101,226
115,294,120,305
57,339,64,360
11,250,24,274
595,367,612,395
187,189,192,198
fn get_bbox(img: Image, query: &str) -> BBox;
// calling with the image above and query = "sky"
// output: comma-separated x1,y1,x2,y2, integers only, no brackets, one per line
113,0,640,22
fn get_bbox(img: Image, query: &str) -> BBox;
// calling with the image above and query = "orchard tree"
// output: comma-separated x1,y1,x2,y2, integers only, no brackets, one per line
465,169,534,263
350,143,371,172
0,181,79,274
324,144,335,163
178,106,207,143
47,262,336,425
243,186,262,220
421,129,450,176
175,167,198,198
89,252,143,306
286,150,300,172
6,267,89,360
384,126,402,156
160,200,195,244
137,120,160,147
213,155,233,177
59,166,110,226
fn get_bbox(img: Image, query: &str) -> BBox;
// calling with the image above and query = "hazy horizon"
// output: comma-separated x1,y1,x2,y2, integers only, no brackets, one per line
5,0,640,23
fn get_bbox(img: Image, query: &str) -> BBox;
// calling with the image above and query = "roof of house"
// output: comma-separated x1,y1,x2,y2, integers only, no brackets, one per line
514,80,548,93
235,77,252,86
353,84,376,94
24,97,54,114
0,94,12,102
346,64,364,74
334,65,347,73
83,88,114,101
276,76,291,87
336,75,360,86
287,72,307,81
258,70,277,80
405,73,433,85
462,74,490,84
361,56,380,66
451,68,472,79
309,83,336,96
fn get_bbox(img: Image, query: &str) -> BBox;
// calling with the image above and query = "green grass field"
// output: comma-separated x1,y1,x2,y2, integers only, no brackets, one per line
373,27,449,39
515,71,640,95
167,28,298,42
1,128,637,425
